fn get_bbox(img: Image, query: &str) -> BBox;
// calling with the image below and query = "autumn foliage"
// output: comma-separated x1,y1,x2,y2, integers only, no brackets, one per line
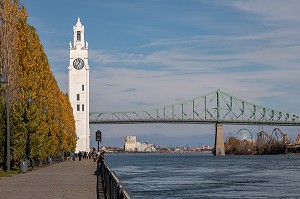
224,136,286,155
0,0,76,168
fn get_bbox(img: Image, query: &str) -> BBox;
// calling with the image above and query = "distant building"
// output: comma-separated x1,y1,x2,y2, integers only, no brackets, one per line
137,142,157,152
124,136,157,152
202,145,211,150
124,136,138,151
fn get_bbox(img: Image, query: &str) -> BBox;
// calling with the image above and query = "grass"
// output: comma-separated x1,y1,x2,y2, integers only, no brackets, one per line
0,169,20,178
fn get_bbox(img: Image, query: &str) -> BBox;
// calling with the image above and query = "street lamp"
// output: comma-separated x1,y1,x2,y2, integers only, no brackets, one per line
0,73,34,172
24,95,34,161
0,72,8,171
96,130,102,152
0,73,8,84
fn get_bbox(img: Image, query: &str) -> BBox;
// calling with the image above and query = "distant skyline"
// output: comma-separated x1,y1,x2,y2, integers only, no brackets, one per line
22,0,300,148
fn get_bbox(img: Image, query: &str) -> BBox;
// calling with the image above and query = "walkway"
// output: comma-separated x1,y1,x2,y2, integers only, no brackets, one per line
0,159,103,199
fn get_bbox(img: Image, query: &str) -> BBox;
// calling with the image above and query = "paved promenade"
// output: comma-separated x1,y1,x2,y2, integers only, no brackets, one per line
0,159,100,199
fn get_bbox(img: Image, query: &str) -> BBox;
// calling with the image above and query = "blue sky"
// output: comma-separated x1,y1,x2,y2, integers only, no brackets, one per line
22,0,300,148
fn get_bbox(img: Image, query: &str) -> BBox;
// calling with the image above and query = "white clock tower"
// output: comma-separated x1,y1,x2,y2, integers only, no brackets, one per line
68,18,90,152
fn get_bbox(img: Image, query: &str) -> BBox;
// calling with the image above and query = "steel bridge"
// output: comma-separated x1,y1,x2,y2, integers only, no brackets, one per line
89,89,300,156
90,89,300,126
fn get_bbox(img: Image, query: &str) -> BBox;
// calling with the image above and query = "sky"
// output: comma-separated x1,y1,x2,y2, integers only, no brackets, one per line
22,0,300,148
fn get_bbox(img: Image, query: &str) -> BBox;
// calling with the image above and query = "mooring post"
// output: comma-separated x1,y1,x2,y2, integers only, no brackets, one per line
214,123,225,156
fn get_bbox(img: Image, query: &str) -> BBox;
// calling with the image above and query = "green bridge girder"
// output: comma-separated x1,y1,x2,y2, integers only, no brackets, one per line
89,89,300,126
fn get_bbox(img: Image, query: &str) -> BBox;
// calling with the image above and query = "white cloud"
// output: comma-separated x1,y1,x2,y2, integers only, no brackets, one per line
29,0,300,147
89,66,299,113
232,0,300,23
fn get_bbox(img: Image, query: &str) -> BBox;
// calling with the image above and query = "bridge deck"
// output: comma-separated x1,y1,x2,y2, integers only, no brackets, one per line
0,159,103,199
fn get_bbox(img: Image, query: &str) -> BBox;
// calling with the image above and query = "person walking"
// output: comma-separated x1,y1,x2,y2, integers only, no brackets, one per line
94,151,105,175
78,151,82,161
92,151,97,162
70,152,75,161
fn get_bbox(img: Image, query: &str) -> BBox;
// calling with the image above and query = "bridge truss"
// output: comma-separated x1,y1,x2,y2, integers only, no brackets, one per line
90,89,300,126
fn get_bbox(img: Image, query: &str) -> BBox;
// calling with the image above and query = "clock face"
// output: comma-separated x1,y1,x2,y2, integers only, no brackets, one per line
73,58,84,70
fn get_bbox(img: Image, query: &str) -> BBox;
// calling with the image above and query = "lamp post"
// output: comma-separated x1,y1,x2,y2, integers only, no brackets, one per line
0,72,34,172
24,96,34,161
0,72,8,171
96,130,102,152
0,73,8,84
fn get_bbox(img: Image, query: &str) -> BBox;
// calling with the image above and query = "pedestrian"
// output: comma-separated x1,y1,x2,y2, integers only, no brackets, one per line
78,151,82,161
70,152,75,161
92,151,97,162
94,151,105,175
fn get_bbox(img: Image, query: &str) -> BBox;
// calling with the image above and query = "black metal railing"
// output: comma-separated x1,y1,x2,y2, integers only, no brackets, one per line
97,162,134,199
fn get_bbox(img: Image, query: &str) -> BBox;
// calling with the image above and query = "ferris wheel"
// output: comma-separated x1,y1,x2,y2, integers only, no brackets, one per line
237,129,253,142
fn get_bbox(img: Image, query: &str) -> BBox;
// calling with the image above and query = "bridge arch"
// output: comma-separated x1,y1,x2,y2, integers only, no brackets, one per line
90,89,300,125
90,89,300,156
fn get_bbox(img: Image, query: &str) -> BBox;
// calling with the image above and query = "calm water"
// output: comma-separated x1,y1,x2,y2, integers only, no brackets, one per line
105,153,300,199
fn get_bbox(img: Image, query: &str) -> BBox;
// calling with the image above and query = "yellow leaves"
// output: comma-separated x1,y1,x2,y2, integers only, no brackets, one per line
0,0,76,163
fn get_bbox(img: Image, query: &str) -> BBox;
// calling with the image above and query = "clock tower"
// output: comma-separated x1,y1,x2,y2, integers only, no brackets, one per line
68,18,90,152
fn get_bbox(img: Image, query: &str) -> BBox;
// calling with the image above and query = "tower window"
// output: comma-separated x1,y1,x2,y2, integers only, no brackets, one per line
77,104,80,111
77,94,80,101
82,85,84,91
77,31,81,41
82,104,84,111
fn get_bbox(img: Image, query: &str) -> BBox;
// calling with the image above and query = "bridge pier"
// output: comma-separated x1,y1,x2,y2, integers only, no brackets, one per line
214,123,225,156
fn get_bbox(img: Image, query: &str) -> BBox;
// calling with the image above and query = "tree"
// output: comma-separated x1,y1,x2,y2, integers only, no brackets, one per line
0,0,76,168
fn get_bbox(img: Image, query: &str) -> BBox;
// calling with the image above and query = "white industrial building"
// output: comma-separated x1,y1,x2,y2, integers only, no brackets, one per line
124,136,157,152
124,136,138,151
137,142,157,152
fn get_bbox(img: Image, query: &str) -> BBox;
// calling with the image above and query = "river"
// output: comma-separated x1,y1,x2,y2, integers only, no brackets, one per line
105,153,300,199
